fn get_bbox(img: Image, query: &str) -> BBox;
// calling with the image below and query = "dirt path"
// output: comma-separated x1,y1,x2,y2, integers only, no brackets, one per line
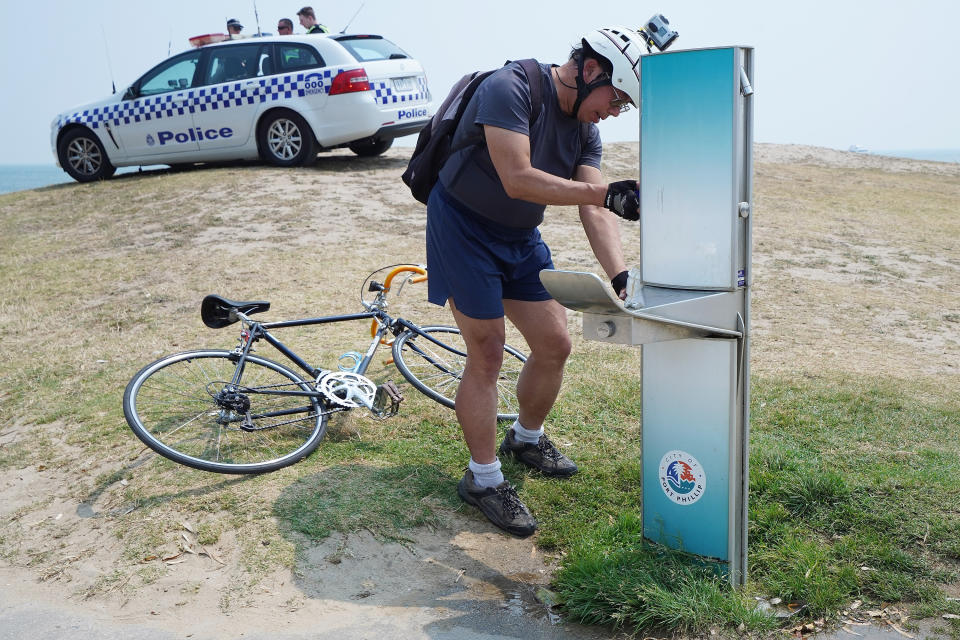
0,519,614,639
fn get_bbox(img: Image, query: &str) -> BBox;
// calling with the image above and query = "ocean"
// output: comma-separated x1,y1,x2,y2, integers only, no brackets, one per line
0,164,149,195
3,148,959,195
871,148,960,163
0,164,72,194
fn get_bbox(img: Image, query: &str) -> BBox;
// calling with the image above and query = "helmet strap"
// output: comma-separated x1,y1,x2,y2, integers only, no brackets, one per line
571,55,611,119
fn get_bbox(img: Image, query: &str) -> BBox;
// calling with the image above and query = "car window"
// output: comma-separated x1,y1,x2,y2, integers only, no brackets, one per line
204,44,272,84
276,44,324,72
138,51,201,96
335,36,409,62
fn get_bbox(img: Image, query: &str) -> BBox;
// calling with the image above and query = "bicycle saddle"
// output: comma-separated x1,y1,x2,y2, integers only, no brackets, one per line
201,295,271,328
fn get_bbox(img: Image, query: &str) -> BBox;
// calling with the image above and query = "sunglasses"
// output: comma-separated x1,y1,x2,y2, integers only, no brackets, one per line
277,25,291,31
610,86,632,112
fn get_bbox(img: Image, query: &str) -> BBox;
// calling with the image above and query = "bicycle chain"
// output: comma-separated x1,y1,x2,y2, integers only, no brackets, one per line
232,405,347,432
207,381,347,432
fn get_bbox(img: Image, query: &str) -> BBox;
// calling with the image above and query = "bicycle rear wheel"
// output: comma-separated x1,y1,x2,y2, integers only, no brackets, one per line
123,350,328,474
392,325,526,421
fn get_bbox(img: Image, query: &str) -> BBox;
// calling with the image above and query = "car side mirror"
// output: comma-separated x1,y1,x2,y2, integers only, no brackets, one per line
122,86,138,100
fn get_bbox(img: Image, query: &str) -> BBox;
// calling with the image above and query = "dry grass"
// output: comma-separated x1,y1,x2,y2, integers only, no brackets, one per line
750,159,960,382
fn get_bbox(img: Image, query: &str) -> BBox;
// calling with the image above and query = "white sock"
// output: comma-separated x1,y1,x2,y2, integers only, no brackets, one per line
511,420,544,444
468,458,504,488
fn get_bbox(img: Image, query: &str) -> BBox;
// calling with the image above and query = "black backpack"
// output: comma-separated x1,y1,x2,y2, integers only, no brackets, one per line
401,59,544,205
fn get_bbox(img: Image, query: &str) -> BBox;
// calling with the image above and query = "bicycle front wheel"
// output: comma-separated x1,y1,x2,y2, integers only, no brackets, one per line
123,350,328,474
392,326,526,421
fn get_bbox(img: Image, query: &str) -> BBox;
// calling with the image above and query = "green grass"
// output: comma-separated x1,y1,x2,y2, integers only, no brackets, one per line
550,374,960,634
554,514,777,634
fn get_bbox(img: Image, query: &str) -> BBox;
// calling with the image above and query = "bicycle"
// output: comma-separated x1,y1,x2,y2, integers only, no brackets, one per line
122,264,528,475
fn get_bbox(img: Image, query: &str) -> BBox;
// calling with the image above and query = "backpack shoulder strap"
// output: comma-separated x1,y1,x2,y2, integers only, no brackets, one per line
451,70,496,123
513,58,543,124
452,60,543,156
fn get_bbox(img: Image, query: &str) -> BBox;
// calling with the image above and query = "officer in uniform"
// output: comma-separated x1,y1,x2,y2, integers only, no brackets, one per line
226,18,244,38
296,7,329,34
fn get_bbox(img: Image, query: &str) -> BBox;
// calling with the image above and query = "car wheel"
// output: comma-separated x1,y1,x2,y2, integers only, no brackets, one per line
57,128,117,183
348,137,393,157
257,110,316,167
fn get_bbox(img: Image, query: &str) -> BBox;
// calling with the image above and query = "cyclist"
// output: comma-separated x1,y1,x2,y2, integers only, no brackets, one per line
425,27,646,536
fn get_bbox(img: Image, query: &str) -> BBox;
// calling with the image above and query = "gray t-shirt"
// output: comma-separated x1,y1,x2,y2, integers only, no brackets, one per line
437,61,602,229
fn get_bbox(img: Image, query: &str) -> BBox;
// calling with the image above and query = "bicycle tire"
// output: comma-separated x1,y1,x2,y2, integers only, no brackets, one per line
123,350,328,474
391,325,526,422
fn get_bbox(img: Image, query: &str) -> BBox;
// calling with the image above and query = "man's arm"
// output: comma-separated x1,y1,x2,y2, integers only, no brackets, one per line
483,125,607,207
574,164,628,293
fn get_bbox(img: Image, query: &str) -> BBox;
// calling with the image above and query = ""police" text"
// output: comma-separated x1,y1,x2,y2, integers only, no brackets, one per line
397,108,428,121
157,127,234,145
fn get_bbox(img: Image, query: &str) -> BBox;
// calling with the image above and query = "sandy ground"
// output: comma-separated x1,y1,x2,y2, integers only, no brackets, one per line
1,142,958,639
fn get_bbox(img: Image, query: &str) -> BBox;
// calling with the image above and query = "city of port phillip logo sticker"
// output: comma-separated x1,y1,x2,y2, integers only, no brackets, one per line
659,450,706,505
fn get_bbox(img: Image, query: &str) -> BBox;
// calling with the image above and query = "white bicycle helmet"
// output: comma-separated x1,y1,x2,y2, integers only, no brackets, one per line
580,26,647,107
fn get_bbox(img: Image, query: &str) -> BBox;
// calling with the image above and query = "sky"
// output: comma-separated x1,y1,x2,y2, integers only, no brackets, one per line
1,0,958,165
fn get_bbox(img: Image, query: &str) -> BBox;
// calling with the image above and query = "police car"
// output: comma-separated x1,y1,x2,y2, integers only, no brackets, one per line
51,33,433,183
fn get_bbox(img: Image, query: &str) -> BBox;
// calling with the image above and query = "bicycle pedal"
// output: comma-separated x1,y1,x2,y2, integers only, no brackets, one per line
371,381,403,418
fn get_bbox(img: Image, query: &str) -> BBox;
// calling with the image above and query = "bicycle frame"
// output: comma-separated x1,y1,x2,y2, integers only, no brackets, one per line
223,266,465,403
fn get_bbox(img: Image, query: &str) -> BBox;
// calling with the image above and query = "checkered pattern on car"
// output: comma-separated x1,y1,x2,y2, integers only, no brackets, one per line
56,69,424,130
371,75,429,105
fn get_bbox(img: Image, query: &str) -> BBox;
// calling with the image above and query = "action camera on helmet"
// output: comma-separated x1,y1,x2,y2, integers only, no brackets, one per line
640,14,678,52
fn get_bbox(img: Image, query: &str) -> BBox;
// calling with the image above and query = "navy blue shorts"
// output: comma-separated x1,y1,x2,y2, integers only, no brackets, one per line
426,182,554,320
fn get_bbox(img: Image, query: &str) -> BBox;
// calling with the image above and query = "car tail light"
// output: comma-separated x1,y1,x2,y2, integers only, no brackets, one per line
329,68,370,95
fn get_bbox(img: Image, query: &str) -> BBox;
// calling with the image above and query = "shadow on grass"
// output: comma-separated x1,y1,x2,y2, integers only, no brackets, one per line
310,152,409,172
37,150,410,193
273,462,457,542
75,450,250,519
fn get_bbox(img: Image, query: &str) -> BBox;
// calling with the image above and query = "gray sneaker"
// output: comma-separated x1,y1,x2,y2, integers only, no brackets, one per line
457,470,537,537
499,429,579,477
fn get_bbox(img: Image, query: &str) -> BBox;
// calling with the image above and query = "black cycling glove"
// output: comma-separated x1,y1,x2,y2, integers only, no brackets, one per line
604,180,640,221
611,270,629,296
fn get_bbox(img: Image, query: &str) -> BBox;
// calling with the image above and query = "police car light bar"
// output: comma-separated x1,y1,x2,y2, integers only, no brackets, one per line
189,33,229,48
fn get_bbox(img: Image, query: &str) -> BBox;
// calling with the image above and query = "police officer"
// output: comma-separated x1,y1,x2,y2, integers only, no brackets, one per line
226,18,244,38
277,18,294,35
425,27,646,537
296,7,329,34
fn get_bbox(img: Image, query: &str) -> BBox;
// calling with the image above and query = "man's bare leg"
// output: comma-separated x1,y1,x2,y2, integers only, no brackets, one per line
503,298,572,430
448,299,506,465
499,298,578,477
449,299,538,537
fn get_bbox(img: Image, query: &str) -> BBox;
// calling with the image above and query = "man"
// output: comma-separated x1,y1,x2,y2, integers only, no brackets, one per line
226,18,243,38
425,26,646,537
296,6,329,34
277,18,294,35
